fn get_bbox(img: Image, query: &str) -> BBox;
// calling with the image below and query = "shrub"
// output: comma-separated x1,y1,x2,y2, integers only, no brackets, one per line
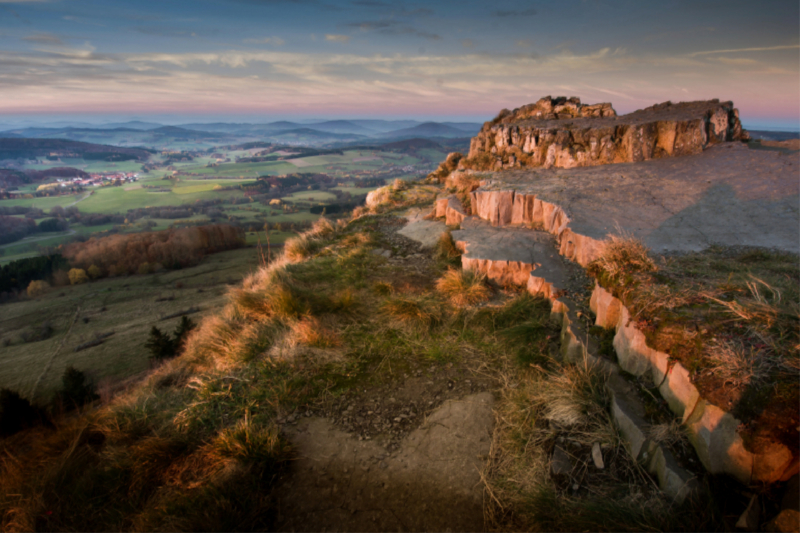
146,326,177,361
173,316,196,352
26,279,49,297
68,268,88,285
0,388,41,436
57,366,99,409
146,317,197,362
87,264,102,279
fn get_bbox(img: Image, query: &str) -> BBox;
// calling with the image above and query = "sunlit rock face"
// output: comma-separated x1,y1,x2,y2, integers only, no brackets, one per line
466,97,746,171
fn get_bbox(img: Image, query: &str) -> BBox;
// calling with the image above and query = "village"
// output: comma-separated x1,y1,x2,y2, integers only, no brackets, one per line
35,171,140,192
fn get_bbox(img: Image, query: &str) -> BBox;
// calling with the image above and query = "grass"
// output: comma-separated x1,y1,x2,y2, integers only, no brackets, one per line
588,230,657,286
0,247,262,401
589,238,800,452
0,191,734,532
435,268,490,306
434,230,462,267
484,358,722,531
382,295,441,328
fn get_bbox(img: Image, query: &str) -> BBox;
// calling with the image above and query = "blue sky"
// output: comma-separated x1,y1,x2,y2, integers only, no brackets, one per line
1,0,798,128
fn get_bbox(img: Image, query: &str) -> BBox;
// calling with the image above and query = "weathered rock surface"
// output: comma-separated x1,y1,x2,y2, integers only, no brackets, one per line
467,96,745,170
465,141,799,264
397,208,448,248
274,393,493,532
451,217,567,290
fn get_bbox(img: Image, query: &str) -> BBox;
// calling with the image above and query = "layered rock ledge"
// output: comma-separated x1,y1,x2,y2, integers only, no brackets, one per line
464,141,799,265
466,96,746,170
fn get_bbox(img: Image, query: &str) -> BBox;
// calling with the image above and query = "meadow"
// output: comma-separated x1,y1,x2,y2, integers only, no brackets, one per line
0,246,263,402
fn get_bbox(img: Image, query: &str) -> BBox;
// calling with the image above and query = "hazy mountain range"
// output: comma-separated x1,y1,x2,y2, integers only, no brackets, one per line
0,119,483,149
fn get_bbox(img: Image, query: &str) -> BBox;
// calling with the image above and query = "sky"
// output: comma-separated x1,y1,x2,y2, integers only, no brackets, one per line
0,0,798,128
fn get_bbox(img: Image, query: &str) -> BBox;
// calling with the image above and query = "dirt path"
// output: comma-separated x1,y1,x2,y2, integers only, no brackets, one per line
270,215,499,532
274,393,493,531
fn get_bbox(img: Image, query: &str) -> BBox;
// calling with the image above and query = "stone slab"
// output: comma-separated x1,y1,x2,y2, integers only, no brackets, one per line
452,217,567,289
470,142,799,254
397,218,448,249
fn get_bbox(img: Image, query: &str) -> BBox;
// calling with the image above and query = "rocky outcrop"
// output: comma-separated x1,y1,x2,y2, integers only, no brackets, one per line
465,97,745,171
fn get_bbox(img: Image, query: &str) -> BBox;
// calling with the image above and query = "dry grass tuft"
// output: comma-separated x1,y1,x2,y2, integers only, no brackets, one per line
704,275,782,327
382,295,441,328
649,419,689,451
284,235,321,262
436,268,490,306
590,232,656,284
211,416,290,466
372,281,394,296
307,217,336,238
704,339,776,387
435,230,462,266
391,178,408,191
290,316,342,348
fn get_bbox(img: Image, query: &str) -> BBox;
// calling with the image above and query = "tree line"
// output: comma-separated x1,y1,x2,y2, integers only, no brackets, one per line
63,224,244,277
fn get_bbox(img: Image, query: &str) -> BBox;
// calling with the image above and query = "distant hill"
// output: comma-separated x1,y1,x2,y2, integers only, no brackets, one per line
150,126,227,140
441,122,483,134
380,122,472,139
380,138,443,151
348,120,422,132
747,130,800,141
0,138,153,161
98,121,164,130
268,128,367,142
306,120,377,135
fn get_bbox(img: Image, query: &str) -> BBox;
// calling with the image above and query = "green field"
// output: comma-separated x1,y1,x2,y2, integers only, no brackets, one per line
1,144,445,267
0,246,263,401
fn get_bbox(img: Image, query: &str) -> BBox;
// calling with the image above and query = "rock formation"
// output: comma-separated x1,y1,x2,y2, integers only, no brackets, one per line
465,96,746,171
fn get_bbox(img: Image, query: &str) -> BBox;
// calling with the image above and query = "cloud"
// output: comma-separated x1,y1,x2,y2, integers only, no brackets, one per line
22,32,63,45
1,41,797,121
349,1,432,15
688,44,799,57
344,20,440,40
135,26,213,38
243,36,285,45
493,8,537,17
325,34,350,43
515,39,533,48
461,39,474,48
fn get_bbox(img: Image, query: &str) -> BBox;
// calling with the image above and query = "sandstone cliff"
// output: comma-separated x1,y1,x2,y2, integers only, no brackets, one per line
465,96,746,171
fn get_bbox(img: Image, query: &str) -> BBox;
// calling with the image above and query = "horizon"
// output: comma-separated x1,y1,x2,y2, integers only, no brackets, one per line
1,0,798,130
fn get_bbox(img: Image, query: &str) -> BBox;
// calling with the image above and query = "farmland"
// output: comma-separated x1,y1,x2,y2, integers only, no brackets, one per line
0,143,450,264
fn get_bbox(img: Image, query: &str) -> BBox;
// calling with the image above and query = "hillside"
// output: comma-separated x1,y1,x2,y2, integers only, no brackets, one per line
380,122,471,139
0,97,797,533
0,138,153,162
